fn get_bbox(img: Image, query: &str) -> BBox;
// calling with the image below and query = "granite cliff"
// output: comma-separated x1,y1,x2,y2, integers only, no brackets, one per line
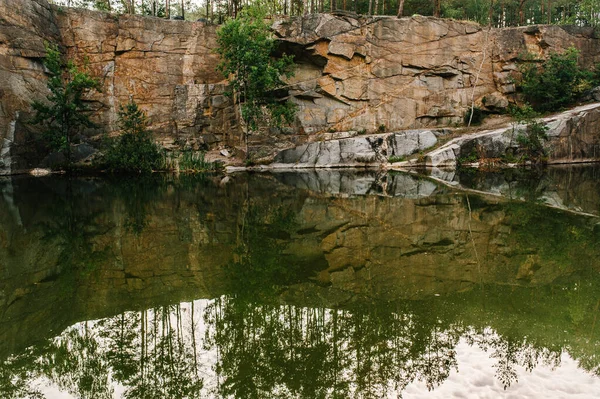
2,0,600,172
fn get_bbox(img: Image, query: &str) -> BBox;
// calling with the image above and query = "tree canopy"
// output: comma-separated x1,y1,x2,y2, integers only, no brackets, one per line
50,0,600,28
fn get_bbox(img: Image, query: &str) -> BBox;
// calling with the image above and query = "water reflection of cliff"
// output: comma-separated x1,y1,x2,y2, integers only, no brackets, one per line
0,171,599,397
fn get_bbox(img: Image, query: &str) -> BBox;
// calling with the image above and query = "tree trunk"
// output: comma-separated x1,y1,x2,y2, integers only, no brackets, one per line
488,0,494,26
368,0,372,15
397,0,405,17
165,0,170,18
518,0,525,25
181,0,185,19
433,0,441,18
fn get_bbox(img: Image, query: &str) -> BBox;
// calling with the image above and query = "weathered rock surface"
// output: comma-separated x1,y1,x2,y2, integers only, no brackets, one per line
54,8,238,150
277,14,600,137
2,1,600,171
425,102,600,168
0,1,237,173
273,129,448,167
0,0,61,174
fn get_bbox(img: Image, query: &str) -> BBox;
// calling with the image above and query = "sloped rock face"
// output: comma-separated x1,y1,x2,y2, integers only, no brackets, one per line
425,103,600,168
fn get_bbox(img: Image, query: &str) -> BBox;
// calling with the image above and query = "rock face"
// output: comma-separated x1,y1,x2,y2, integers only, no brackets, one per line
2,1,600,171
0,0,61,174
0,1,238,172
273,128,448,167
55,8,238,150
425,103,600,168
276,14,600,135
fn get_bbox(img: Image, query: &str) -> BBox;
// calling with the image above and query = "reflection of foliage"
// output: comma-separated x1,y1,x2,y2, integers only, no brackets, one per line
2,276,600,397
504,200,600,269
38,180,109,298
0,305,203,399
226,204,303,299
203,299,463,398
47,325,114,399
107,176,166,235
2,173,600,397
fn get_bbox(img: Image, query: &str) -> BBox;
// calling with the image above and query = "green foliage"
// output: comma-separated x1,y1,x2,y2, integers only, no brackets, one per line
519,48,594,113
388,155,406,163
378,124,386,133
102,100,162,173
457,147,479,166
31,43,101,165
50,0,600,28
515,120,549,162
215,5,296,133
178,150,223,172
508,103,549,163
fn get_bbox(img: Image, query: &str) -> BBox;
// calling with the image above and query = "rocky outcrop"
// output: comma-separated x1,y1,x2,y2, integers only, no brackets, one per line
55,7,237,149
272,128,449,167
0,0,61,174
425,102,600,168
2,1,600,171
0,1,238,173
276,14,600,136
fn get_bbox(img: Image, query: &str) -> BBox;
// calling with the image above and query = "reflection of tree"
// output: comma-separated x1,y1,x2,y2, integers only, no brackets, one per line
0,289,598,397
37,179,109,298
45,324,114,399
98,306,203,399
227,204,304,299
0,304,204,398
203,298,466,398
107,176,166,236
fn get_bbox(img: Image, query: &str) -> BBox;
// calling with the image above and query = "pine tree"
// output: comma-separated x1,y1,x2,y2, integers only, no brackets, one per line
31,43,100,166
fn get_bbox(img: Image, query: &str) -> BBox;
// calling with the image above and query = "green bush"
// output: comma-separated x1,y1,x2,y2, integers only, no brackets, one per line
519,48,594,113
508,104,549,163
516,120,549,163
388,155,406,163
102,101,162,173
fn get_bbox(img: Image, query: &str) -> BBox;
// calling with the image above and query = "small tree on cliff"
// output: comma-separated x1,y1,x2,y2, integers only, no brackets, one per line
31,43,101,166
103,100,162,173
215,6,296,158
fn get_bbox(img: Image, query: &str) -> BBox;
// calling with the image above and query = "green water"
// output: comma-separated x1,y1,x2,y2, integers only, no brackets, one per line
0,169,599,398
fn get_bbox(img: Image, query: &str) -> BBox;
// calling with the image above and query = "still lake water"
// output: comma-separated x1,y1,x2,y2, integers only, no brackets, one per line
1,167,600,398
